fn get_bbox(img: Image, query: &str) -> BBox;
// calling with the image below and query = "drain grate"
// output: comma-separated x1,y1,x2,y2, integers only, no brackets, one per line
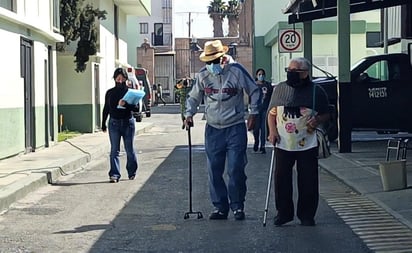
320,170,412,253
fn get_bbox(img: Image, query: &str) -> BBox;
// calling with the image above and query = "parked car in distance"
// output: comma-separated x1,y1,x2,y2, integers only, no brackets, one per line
126,67,152,122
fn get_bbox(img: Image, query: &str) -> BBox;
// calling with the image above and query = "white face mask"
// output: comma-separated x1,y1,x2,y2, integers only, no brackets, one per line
206,63,223,75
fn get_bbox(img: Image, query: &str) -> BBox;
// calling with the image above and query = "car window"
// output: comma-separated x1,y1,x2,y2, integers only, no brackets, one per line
389,62,402,81
364,60,389,82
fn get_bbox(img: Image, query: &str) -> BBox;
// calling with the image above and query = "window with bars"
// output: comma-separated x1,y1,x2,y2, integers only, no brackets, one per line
162,0,171,8
140,23,149,34
162,0,172,24
163,9,172,24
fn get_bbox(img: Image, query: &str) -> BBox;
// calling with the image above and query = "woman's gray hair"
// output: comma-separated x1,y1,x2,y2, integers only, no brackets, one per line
290,57,312,80
290,57,311,70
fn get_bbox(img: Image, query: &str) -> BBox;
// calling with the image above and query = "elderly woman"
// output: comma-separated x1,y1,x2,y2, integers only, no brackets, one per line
267,57,330,226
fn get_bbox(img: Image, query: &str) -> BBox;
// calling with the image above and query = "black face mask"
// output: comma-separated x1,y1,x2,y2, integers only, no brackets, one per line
115,81,126,87
286,71,301,87
286,72,310,88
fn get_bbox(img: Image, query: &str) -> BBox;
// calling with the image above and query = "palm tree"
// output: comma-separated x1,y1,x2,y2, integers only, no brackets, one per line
208,0,225,37
224,0,241,37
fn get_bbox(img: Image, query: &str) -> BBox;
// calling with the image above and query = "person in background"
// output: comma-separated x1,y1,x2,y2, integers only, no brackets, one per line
152,84,157,106
138,80,144,90
252,68,274,154
175,78,193,129
156,84,167,106
267,57,330,226
127,79,137,89
102,68,139,183
184,40,261,221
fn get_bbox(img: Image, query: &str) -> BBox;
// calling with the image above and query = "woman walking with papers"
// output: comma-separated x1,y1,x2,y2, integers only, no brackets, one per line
101,68,139,183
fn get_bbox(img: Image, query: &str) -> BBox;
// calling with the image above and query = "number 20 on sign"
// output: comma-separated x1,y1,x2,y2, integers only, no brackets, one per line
279,29,303,53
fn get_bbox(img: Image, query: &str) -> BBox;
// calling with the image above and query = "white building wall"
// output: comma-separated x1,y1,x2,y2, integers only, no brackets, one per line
127,0,172,65
100,25,116,95
98,0,116,96
0,29,24,108
118,10,129,65
0,0,63,158
135,0,164,46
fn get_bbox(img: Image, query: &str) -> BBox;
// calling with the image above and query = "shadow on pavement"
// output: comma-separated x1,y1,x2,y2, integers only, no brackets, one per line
83,145,369,253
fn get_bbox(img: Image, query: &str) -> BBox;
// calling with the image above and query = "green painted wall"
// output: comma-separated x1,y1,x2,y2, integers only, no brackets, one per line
0,106,55,159
35,107,45,149
0,108,24,158
58,104,93,133
254,36,272,81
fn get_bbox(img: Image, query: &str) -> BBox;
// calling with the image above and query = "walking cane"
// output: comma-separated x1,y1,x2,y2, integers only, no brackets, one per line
263,147,276,226
184,123,203,219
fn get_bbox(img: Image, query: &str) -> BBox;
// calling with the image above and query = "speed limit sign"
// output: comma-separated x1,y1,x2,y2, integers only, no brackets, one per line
279,29,303,53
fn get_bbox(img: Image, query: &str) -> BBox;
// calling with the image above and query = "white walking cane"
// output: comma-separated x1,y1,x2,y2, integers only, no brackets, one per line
263,147,276,226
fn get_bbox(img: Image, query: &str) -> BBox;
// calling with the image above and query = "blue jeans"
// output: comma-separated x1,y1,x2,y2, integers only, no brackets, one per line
205,123,248,212
252,110,267,149
108,118,138,179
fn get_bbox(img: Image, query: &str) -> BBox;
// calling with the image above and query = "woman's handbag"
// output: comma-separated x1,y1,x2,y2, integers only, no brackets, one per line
312,85,331,159
315,127,331,159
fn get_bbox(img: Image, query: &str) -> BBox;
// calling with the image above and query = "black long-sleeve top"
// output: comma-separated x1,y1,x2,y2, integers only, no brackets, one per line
101,83,137,131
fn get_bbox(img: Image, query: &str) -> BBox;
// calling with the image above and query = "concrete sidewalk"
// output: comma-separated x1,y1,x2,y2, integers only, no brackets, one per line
0,122,153,212
320,140,412,229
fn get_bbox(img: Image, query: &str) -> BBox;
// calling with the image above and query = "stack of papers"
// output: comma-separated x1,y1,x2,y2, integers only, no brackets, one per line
117,89,145,109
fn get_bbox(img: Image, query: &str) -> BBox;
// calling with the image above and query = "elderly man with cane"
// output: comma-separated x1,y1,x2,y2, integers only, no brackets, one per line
184,40,261,220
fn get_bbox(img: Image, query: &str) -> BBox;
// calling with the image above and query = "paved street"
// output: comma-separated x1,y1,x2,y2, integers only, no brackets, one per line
1,104,412,252
0,105,373,253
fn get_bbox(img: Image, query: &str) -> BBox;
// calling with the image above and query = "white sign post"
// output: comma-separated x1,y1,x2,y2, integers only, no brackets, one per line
278,29,303,53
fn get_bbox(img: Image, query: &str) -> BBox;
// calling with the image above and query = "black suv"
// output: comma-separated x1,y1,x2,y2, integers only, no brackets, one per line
127,67,152,122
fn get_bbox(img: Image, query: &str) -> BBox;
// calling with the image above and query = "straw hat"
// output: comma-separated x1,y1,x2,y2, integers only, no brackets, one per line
199,40,229,62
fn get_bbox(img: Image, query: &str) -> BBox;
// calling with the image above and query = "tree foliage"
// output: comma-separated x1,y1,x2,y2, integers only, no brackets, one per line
224,0,241,17
208,0,225,37
58,0,107,72
208,0,242,37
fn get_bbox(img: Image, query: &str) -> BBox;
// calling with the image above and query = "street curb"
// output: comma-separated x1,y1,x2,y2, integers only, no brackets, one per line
319,153,382,195
0,173,47,212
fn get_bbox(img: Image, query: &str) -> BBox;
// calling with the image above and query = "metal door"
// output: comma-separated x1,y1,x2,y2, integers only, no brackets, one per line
94,64,101,131
21,38,35,152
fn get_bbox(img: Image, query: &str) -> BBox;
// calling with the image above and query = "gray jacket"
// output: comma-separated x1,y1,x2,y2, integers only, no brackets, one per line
185,63,261,129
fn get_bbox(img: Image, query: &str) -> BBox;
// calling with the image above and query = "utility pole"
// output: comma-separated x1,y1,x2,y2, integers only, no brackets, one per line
175,11,206,38
188,12,192,38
